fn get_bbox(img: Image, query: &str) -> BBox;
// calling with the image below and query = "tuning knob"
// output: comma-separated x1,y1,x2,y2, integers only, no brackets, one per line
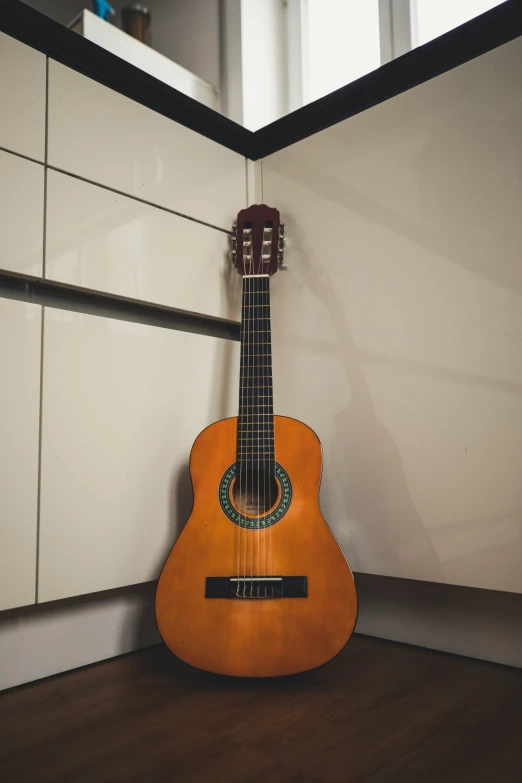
278,223,287,269
230,223,237,264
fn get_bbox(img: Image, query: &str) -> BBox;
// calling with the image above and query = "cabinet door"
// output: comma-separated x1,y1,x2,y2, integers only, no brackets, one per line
0,299,41,611
0,32,46,161
39,309,239,602
0,150,44,277
47,60,245,230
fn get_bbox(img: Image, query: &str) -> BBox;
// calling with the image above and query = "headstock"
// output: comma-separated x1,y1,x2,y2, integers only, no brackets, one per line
230,204,286,276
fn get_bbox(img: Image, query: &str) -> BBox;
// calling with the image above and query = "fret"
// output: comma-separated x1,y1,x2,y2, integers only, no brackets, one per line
237,418,274,424
237,425,274,429
237,453,274,457
237,440,274,445
237,421,274,425
237,402,272,416
238,405,274,408
238,446,274,457
239,405,274,419
237,427,274,431
237,420,274,423
238,430,274,434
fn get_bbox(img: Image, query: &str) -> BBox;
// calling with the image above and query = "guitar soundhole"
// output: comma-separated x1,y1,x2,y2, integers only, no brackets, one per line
219,463,292,529
232,469,279,516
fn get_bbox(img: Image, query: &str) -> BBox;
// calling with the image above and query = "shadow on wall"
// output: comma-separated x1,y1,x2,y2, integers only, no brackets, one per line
288,225,442,581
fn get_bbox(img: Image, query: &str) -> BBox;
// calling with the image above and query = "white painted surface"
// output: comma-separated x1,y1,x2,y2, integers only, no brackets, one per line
241,0,287,131
39,310,239,602
356,573,522,669
0,32,46,161
263,37,522,593
0,299,41,611
47,60,245,230
45,169,241,318
0,150,44,277
73,10,218,111
0,582,160,690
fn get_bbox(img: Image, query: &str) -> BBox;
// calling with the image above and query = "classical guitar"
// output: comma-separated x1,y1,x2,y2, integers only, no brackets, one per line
156,205,357,677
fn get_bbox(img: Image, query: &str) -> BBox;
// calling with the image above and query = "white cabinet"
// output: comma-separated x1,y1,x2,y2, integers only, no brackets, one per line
45,169,241,319
39,309,239,602
47,60,245,230
0,299,41,611
0,32,46,162
0,150,44,277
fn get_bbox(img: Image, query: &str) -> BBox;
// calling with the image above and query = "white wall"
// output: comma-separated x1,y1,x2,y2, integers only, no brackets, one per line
263,35,522,596
0,583,160,690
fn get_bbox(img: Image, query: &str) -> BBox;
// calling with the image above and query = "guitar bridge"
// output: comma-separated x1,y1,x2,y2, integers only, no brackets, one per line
205,576,307,599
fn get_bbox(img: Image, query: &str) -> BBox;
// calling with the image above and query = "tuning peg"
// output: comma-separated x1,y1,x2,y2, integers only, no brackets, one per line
278,252,287,271
279,223,285,237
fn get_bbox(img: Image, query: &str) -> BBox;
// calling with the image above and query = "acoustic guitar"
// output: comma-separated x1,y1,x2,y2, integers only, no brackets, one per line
155,205,357,677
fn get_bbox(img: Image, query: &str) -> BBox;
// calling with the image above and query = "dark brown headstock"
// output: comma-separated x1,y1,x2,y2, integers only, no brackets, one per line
231,204,285,276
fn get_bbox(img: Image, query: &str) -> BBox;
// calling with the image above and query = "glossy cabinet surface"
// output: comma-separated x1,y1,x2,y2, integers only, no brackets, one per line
45,169,241,319
0,150,44,277
47,60,245,230
39,310,239,602
0,299,41,610
263,38,522,593
0,32,46,161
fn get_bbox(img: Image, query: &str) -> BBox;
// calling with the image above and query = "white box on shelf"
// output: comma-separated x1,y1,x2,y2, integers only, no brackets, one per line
70,9,219,111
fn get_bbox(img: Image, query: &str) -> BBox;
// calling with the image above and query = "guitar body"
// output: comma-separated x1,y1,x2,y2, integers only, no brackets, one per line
156,415,358,678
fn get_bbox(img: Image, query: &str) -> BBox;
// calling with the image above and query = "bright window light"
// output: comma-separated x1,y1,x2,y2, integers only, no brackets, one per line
307,0,381,103
413,0,506,46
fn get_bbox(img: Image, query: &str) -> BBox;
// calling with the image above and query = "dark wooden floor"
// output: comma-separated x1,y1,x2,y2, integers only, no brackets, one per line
0,635,520,783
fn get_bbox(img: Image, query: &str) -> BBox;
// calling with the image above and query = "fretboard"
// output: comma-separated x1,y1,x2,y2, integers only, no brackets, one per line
237,275,274,476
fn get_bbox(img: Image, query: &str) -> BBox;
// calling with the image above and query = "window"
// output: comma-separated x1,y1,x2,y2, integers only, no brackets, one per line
411,0,506,47
306,0,381,103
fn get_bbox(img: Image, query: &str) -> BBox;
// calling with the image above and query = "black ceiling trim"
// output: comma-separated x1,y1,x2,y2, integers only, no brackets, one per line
251,0,522,159
1,0,521,162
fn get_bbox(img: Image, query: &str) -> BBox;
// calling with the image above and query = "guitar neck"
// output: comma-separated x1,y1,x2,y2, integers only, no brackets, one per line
237,274,275,475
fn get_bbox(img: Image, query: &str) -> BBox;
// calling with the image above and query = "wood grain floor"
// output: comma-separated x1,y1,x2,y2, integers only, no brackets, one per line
0,635,520,783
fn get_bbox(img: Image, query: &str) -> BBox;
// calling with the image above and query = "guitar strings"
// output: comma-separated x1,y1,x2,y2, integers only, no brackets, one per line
249,247,256,597
256,248,261,595
268,263,273,592
236,224,275,597
246,263,252,596
262,265,267,591
237,263,245,596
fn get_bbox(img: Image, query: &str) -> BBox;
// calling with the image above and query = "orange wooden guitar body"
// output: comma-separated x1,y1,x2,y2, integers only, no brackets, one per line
156,415,357,677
